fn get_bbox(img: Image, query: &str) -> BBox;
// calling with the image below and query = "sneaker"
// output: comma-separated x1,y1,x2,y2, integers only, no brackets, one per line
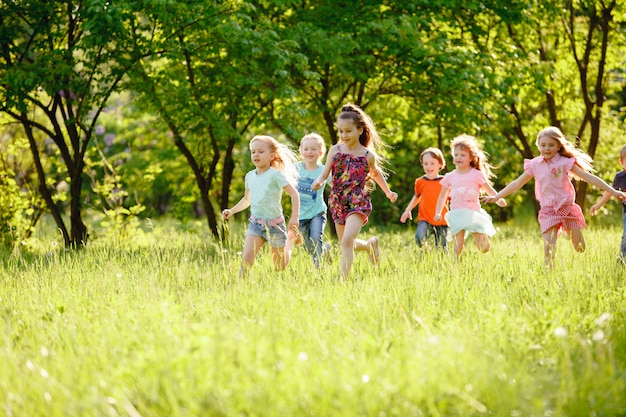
367,237,380,266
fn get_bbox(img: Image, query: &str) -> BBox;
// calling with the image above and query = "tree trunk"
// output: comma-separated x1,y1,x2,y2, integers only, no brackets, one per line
22,120,71,247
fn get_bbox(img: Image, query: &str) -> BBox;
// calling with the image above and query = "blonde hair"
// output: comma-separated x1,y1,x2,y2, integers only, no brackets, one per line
450,134,495,183
337,103,390,190
536,126,594,176
420,147,446,170
250,135,298,185
300,133,327,163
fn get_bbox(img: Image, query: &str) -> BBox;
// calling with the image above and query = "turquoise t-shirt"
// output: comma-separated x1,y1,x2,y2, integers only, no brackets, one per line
245,167,290,220
296,161,328,220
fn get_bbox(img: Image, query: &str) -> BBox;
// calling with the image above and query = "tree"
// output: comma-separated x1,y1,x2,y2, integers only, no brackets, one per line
0,1,152,247
128,1,307,238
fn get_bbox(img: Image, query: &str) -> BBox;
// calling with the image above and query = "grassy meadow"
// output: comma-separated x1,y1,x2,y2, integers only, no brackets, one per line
1,218,625,416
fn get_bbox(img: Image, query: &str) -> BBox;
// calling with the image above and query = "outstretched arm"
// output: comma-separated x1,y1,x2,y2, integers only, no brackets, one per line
572,165,626,204
222,189,251,219
433,185,450,222
311,146,337,190
590,191,612,216
481,183,508,207
401,195,420,223
482,172,532,203
368,151,398,203
283,184,300,229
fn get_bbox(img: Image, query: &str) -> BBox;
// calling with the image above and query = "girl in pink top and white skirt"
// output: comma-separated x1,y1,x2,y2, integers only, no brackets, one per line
434,134,507,261
483,126,626,269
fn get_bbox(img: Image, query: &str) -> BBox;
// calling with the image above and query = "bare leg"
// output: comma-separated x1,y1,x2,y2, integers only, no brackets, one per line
569,228,586,253
240,235,265,278
337,214,366,279
541,226,559,269
272,246,287,271
453,230,465,261
473,232,491,253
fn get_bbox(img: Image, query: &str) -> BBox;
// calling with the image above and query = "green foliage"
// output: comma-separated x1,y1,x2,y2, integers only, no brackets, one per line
0,126,44,248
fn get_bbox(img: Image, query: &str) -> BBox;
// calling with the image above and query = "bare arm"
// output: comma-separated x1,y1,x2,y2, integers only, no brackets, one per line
572,165,624,195
368,151,398,203
433,185,450,222
482,172,532,203
222,189,251,219
481,183,507,207
401,194,420,223
283,184,300,229
590,191,612,216
311,146,337,190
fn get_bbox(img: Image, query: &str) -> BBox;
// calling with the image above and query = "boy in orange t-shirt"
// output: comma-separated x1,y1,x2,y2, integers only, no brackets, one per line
400,148,449,250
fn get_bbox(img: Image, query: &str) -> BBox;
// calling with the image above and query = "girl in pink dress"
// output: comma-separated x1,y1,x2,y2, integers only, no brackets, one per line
434,134,507,260
483,126,626,269
312,103,397,280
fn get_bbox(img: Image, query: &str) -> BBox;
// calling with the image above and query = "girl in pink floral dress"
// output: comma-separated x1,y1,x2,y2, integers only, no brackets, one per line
312,103,397,280
483,126,626,269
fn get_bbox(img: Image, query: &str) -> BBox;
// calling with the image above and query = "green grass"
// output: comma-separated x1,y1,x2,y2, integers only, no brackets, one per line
1,220,625,416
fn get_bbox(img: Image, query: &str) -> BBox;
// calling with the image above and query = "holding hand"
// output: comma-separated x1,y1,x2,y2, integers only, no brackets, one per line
613,189,626,201
400,210,412,223
222,209,232,220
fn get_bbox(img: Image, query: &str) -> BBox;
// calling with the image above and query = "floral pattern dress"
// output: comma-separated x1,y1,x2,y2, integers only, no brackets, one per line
328,146,372,225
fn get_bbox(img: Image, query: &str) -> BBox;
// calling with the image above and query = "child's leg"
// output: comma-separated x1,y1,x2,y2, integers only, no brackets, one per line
415,221,428,247
240,235,265,278
541,226,559,269
472,232,491,253
273,245,290,271
309,214,327,267
453,231,465,260
338,214,365,279
433,226,449,251
568,228,585,252
299,219,313,255
621,213,626,262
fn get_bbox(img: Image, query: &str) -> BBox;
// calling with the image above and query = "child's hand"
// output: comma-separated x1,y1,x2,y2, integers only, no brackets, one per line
434,213,442,222
387,191,398,203
614,190,626,201
496,198,507,207
311,180,321,190
481,195,498,204
590,204,601,216
222,209,232,220
400,210,411,223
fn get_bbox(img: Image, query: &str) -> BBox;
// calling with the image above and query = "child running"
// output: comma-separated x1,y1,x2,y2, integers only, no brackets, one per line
296,132,331,268
222,135,300,278
590,144,626,265
483,126,626,269
311,103,397,280
434,134,507,260
400,147,449,251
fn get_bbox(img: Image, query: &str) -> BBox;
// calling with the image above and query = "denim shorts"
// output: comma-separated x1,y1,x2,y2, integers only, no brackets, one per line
246,218,287,248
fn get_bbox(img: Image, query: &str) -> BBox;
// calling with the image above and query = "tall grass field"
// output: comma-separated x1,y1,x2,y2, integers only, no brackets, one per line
1,219,625,416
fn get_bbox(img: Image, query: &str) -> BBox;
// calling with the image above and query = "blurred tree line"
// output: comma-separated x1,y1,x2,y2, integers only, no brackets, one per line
1,0,625,248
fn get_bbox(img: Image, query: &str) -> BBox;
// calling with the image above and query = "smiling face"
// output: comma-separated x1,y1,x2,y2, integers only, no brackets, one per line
337,118,363,147
250,139,274,172
537,135,561,161
300,137,324,165
452,146,471,171
421,152,443,178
